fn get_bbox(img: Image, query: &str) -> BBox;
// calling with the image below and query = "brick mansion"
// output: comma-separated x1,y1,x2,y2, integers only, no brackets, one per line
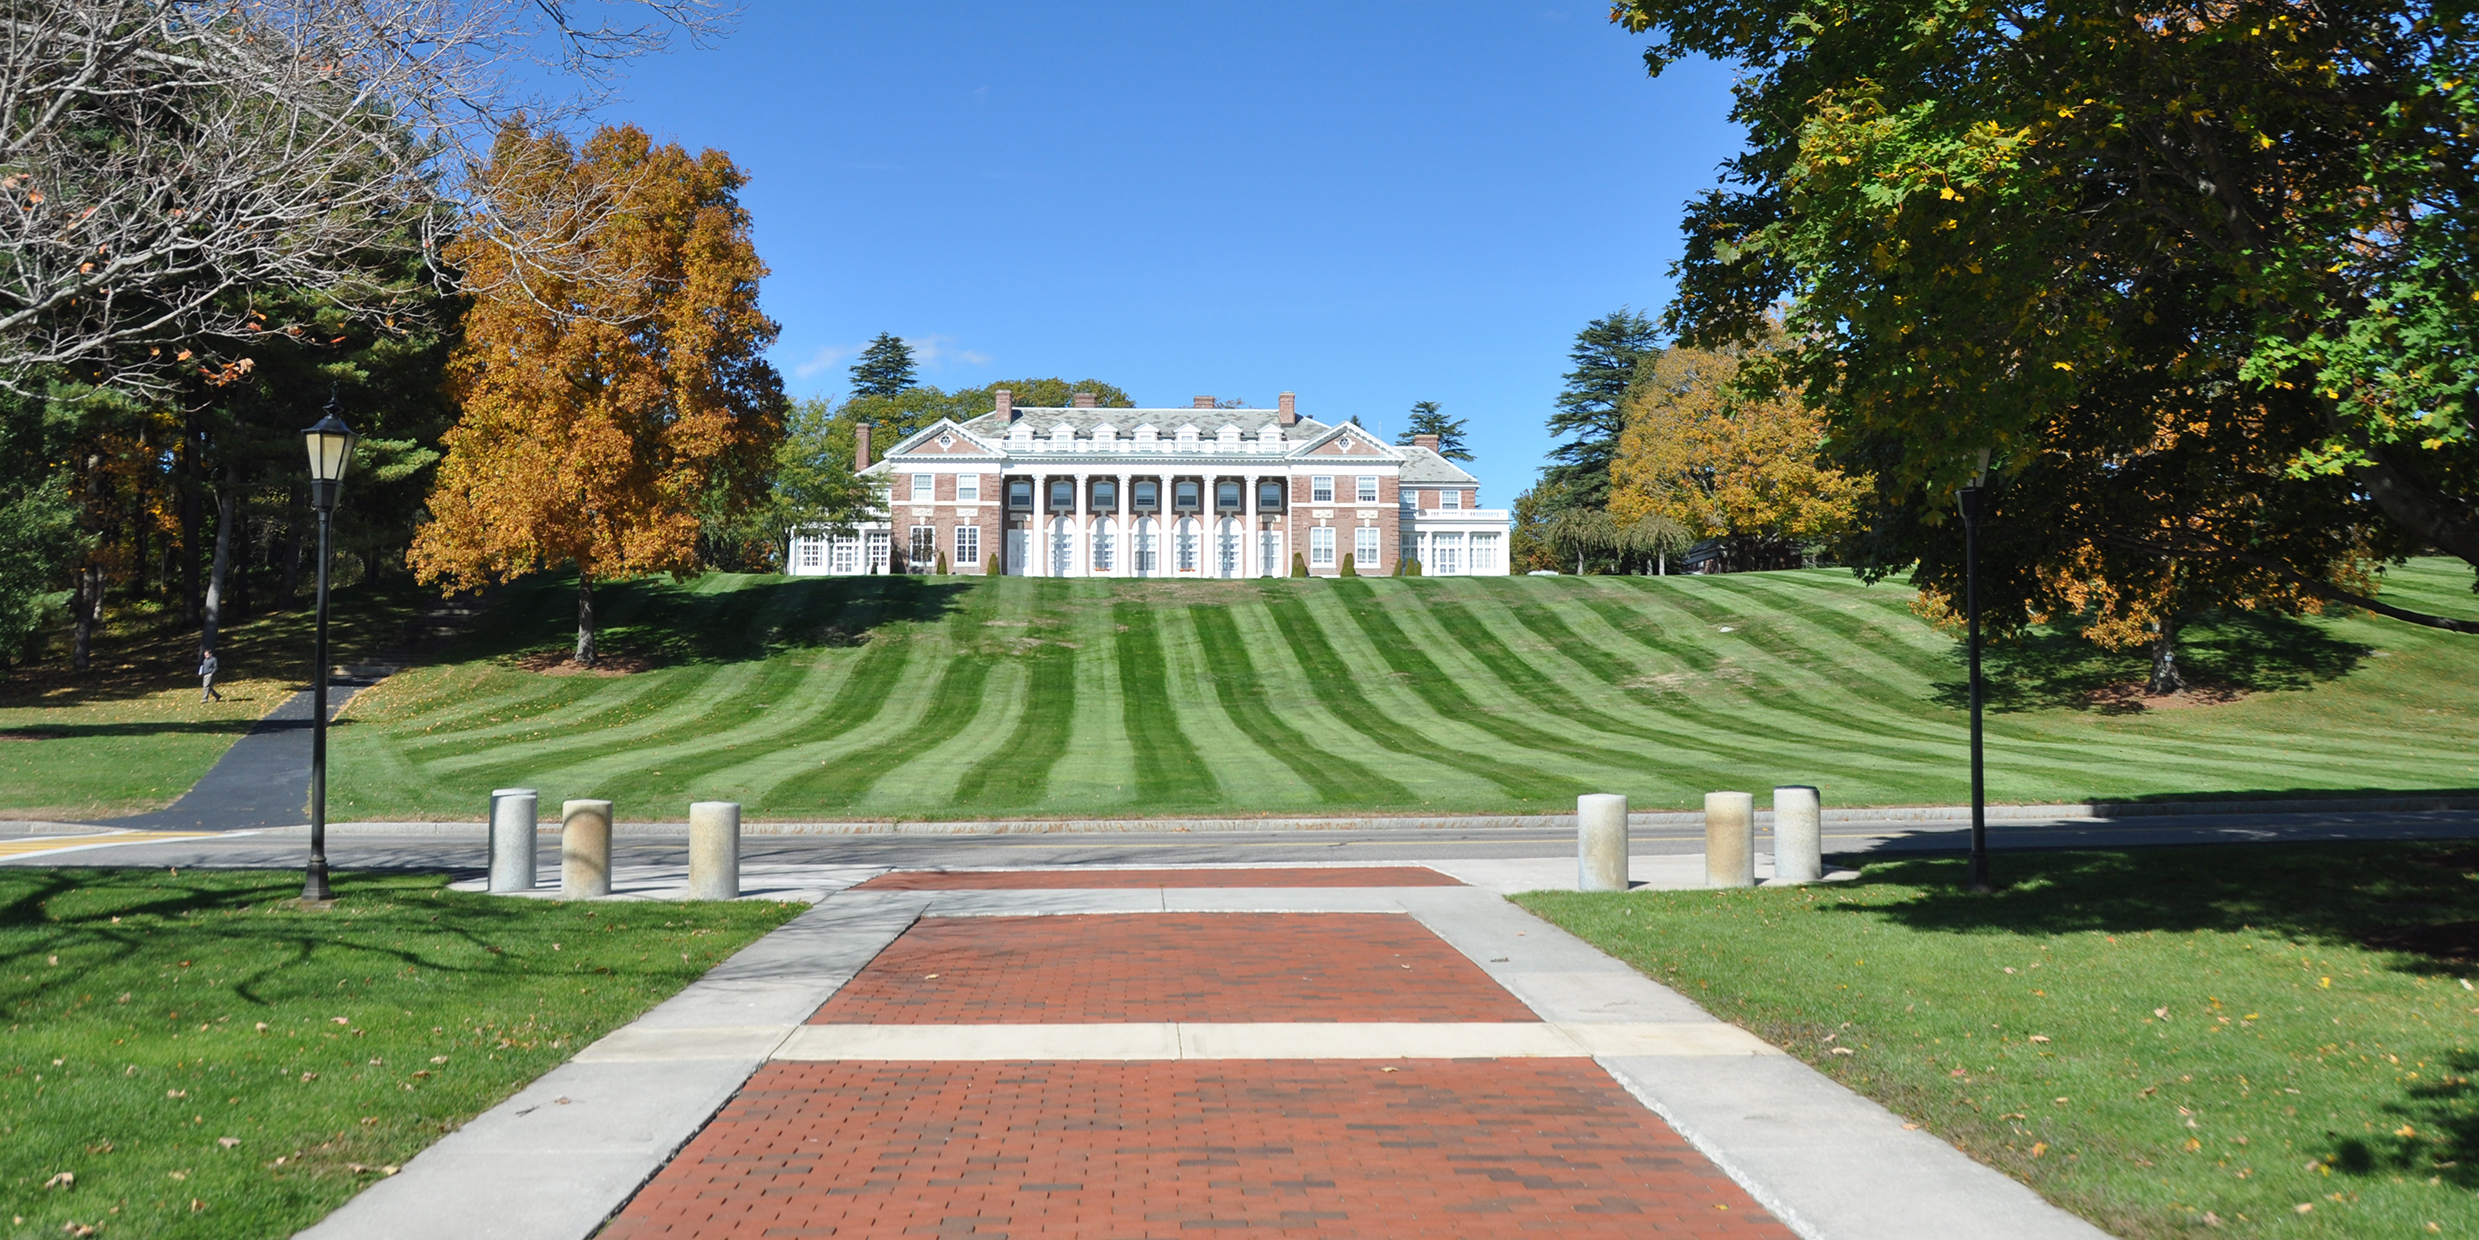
788,390,1511,578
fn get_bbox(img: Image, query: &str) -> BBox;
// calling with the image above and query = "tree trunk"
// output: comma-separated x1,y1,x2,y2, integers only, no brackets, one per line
180,427,202,624
201,465,236,654
279,481,302,606
2146,618,2183,696
574,575,596,666
71,566,96,672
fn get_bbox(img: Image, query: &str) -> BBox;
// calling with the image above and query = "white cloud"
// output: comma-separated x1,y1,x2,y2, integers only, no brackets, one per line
905,334,992,369
791,343,857,380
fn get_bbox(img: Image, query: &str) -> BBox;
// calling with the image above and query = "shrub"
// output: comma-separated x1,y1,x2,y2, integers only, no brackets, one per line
1339,552,1357,578
1403,557,1423,577
1291,551,1309,578
935,551,949,575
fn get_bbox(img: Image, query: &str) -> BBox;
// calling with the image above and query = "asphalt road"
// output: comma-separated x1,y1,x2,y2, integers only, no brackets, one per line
11,807,2479,876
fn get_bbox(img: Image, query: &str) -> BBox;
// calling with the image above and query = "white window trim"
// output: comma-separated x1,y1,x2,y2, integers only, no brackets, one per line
1309,526,1336,567
1311,475,1335,504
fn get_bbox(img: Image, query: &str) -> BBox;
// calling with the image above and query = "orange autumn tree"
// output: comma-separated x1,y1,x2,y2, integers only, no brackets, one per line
1609,333,1860,572
412,123,783,665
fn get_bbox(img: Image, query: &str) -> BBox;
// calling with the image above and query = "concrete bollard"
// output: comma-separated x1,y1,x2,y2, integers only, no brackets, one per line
561,799,613,899
1773,785,1823,884
487,788,538,894
1705,791,1755,888
688,801,741,900
1576,794,1629,892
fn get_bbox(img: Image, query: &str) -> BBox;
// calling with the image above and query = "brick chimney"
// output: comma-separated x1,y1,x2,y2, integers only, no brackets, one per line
1073,391,1098,408
1277,392,1297,426
1192,395,1215,409
1413,433,1439,452
855,423,872,470
994,388,1014,421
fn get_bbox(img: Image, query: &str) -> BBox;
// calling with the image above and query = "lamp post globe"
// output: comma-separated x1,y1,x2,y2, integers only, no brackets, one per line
299,412,358,903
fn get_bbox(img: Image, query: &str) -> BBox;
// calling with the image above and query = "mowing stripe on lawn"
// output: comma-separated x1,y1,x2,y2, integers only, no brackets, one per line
1186,602,1410,804
740,629,925,811
1326,580,1645,770
1483,589,1785,767
1111,601,1219,805
952,581,1080,808
1254,587,1574,803
1414,593,1675,746
768,595,1005,809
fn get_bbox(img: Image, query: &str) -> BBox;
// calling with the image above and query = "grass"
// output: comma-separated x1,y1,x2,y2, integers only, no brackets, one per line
10,560,2479,821
1517,842,2479,1240
0,869,799,1238
0,584,434,819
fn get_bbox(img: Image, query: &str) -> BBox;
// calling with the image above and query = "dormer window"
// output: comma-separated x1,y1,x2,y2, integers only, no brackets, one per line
1134,425,1160,451
1259,427,1285,452
1048,425,1076,450
1216,426,1242,451
1092,425,1117,450
1008,424,1033,448
1176,427,1199,452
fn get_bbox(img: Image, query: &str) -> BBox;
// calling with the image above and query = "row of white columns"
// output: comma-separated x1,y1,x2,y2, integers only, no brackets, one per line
1017,472,1301,579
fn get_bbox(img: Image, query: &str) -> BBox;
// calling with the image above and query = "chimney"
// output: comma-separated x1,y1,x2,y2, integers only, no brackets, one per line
1413,433,1439,452
994,388,1014,421
1192,395,1215,409
1277,392,1297,426
855,422,872,470
1073,391,1098,408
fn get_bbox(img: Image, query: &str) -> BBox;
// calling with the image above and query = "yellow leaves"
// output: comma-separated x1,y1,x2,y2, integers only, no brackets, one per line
1939,186,1962,200
2052,361,2074,371
2184,1137,2204,1151
2397,1124,2418,1137
2030,1142,2048,1158
2258,133,2275,149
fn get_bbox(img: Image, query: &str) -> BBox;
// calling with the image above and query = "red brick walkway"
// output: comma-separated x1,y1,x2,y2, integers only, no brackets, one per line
854,866,1462,891
604,905,1797,1239
602,1059,1789,1239
810,914,1536,1024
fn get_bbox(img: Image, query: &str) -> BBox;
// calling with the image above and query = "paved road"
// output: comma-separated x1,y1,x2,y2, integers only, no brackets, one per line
86,678,374,832
11,806,2478,874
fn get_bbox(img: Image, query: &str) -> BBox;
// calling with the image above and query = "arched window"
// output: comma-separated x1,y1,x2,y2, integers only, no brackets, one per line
1133,517,1158,575
1174,517,1199,572
1258,529,1282,577
1091,517,1116,573
1215,518,1241,577
1050,516,1075,575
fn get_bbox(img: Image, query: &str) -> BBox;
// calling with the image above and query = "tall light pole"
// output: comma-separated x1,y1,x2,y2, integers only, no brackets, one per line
1955,478,1992,894
300,411,358,903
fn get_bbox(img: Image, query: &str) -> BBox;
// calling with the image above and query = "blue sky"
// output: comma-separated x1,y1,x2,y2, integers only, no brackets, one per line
588,3,1742,505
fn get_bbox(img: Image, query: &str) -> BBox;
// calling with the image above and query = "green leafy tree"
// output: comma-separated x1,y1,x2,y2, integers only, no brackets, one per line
1613,0,2479,632
849,333,918,398
1542,310,1662,507
1397,401,1474,461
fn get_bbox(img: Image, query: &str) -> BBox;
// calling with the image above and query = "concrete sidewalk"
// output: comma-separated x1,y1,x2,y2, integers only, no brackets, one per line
306,863,2112,1240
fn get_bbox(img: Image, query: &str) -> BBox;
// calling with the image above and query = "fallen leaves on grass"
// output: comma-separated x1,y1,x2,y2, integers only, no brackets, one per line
42,1172,72,1189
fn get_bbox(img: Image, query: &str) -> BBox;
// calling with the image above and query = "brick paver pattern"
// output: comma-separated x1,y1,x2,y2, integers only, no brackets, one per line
809,914,1538,1025
854,866,1463,891
600,1058,1795,1239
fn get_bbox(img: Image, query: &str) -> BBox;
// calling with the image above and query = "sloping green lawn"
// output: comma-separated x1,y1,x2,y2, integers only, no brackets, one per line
309,560,2479,822
0,870,798,1238
1519,842,2479,1240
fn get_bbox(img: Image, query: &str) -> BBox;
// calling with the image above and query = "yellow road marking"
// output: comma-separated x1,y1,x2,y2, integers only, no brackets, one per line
0,831,215,859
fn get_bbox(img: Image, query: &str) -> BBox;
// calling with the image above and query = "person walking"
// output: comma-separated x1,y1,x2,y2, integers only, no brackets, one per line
199,646,223,702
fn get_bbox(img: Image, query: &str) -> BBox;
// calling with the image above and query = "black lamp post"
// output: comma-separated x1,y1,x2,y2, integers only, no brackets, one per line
300,411,358,903
1955,479,1992,894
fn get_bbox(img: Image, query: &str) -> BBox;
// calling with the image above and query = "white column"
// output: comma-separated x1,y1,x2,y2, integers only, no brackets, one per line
1073,472,1090,578
1117,473,1133,577
1031,474,1049,577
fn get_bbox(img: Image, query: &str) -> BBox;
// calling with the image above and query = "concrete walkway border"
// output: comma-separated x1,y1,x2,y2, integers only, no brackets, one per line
302,881,2116,1240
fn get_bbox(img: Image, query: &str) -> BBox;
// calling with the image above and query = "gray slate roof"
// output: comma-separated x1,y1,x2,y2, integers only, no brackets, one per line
1396,444,1478,485
958,407,1334,438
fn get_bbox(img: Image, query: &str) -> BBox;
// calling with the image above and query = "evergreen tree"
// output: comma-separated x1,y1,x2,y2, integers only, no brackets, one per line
849,333,918,398
1396,401,1474,461
1541,310,1661,506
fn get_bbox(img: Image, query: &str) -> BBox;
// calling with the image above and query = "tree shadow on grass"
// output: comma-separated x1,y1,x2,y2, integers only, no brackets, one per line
1828,842,2479,1184
1929,609,2374,713
453,573,976,669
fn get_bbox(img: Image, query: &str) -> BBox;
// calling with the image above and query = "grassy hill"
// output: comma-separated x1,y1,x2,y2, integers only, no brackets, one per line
318,561,2479,822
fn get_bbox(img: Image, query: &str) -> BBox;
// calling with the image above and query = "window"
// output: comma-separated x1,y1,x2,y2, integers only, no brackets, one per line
1050,517,1074,575
797,538,823,570
1470,533,1500,574
1175,517,1199,571
829,535,859,575
1173,480,1201,512
1134,517,1158,573
1310,476,1334,504
1442,489,1462,510
954,525,980,565
1355,526,1380,567
1092,518,1115,572
910,473,934,502
1177,428,1198,452
865,530,890,572
1433,532,1463,575
1259,530,1282,577
1046,479,1075,511
1310,526,1335,567
1216,518,1240,576
909,526,937,567
1006,478,1034,512
957,474,980,502
1215,480,1241,511
1353,476,1374,504
1133,479,1159,511
1092,479,1117,510
1257,480,1285,511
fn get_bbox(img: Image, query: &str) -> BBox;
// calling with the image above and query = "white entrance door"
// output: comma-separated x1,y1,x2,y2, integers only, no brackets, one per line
1005,528,1027,576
